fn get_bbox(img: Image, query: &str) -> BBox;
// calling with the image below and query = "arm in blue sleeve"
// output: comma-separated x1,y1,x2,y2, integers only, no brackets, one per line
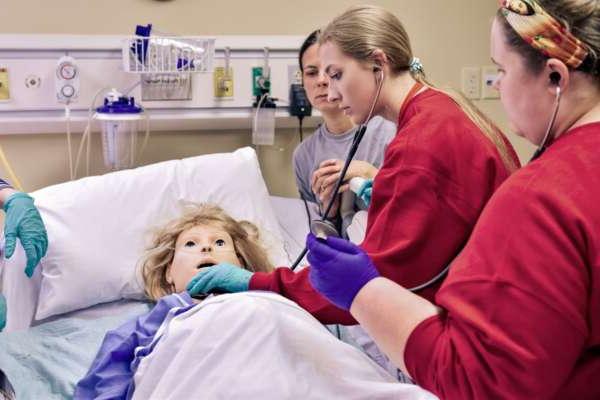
0,178,12,190
74,294,192,399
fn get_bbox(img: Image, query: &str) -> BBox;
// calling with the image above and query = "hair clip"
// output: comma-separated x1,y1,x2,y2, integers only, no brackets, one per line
500,0,535,16
409,57,424,74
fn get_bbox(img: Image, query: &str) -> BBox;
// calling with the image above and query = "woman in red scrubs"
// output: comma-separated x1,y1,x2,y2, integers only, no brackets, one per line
307,1,600,398
187,5,519,328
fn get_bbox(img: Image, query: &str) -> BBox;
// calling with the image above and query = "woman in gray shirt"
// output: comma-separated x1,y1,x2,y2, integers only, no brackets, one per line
293,30,396,237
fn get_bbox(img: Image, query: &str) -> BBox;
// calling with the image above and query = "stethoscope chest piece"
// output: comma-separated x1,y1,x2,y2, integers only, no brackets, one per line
310,219,340,241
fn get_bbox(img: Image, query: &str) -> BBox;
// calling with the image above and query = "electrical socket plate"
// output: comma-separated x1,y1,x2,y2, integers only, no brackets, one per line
461,67,481,100
213,67,234,98
481,66,500,99
0,67,10,101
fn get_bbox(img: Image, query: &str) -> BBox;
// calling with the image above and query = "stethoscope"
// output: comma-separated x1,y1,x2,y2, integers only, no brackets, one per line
290,67,385,271
530,74,562,161
289,68,453,293
409,75,564,290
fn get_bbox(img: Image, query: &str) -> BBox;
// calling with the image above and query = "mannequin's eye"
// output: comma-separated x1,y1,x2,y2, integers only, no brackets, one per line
215,239,226,247
184,241,196,247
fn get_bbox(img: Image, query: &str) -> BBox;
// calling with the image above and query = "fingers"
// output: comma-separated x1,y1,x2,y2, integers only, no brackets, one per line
4,233,16,259
39,231,48,258
186,268,216,295
325,236,363,254
24,242,41,278
322,173,344,189
318,159,342,169
316,165,342,178
311,164,343,192
19,231,46,277
318,181,337,203
0,294,6,331
306,234,340,264
307,232,361,255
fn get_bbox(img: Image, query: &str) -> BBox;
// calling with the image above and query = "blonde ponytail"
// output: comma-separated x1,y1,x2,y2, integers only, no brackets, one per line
320,5,519,171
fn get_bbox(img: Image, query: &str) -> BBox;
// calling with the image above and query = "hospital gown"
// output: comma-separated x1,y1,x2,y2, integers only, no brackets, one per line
73,293,194,399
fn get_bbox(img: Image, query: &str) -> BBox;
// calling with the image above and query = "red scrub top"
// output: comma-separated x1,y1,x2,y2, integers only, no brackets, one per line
405,122,600,399
251,89,520,324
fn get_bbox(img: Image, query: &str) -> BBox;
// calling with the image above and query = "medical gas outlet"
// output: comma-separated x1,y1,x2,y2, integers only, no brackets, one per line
56,56,80,104
252,67,271,97
0,68,10,101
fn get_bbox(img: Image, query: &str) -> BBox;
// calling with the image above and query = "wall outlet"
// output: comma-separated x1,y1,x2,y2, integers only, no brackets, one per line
461,67,481,100
25,74,42,89
0,67,10,101
214,67,234,98
481,66,500,99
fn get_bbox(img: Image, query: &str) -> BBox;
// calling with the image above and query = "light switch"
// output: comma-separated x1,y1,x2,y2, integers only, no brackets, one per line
461,67,481,100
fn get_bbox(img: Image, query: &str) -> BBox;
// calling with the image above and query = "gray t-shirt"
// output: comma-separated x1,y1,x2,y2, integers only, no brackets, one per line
292,115,396,223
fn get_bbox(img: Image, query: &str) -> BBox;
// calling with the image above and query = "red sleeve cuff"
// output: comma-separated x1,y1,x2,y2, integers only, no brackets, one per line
404,314,444,384
249,271,274,291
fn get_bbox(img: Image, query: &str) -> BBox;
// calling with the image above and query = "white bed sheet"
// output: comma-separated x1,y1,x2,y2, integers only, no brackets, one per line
0,196,308,331
132,292,438,400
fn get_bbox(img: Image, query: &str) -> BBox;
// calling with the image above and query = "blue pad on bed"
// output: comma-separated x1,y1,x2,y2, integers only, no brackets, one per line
0,302,151,399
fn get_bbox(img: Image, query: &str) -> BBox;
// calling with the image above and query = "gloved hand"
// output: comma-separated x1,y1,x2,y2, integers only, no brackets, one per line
0,293,6,332
306,233,379,310
4,192,48,277
356,179,373,207
186,263,252,296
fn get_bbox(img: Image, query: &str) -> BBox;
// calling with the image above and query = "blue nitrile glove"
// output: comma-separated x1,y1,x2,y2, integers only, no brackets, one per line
3,192,48,277
186,262,252,296
306,233,379,310
356,179,373,207
0,294,6,332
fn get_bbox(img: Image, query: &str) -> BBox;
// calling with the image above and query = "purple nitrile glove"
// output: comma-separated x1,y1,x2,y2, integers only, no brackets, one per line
306,233,380,310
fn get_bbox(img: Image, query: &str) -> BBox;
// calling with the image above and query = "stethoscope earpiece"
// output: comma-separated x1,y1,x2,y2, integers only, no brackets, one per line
530,73,563,162
550,71,561,86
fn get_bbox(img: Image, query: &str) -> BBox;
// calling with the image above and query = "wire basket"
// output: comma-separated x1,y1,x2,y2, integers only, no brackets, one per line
123,36,215,74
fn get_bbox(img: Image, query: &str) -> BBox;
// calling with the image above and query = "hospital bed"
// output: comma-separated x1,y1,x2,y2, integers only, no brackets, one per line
0,147,435,399
0,147,311,398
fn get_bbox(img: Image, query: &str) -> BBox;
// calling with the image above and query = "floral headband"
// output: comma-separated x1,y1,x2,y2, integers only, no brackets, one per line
499,0,590,69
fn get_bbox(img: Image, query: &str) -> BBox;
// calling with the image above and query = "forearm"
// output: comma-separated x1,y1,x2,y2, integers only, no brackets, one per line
0,186,16,208
362,164,378,180
347,162,378,181
349,277,440,375
250,268,357,325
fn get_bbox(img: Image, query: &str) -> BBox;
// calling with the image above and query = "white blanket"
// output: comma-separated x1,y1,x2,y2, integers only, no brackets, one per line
132,292,437,400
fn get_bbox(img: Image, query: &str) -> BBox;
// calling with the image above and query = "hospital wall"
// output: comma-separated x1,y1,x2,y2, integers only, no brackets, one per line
0,0,536,197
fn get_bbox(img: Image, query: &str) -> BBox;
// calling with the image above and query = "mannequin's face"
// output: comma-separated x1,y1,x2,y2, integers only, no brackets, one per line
167,224,242,292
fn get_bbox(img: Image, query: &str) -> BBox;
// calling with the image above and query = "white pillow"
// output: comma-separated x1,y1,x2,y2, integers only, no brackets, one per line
2,147,287,322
